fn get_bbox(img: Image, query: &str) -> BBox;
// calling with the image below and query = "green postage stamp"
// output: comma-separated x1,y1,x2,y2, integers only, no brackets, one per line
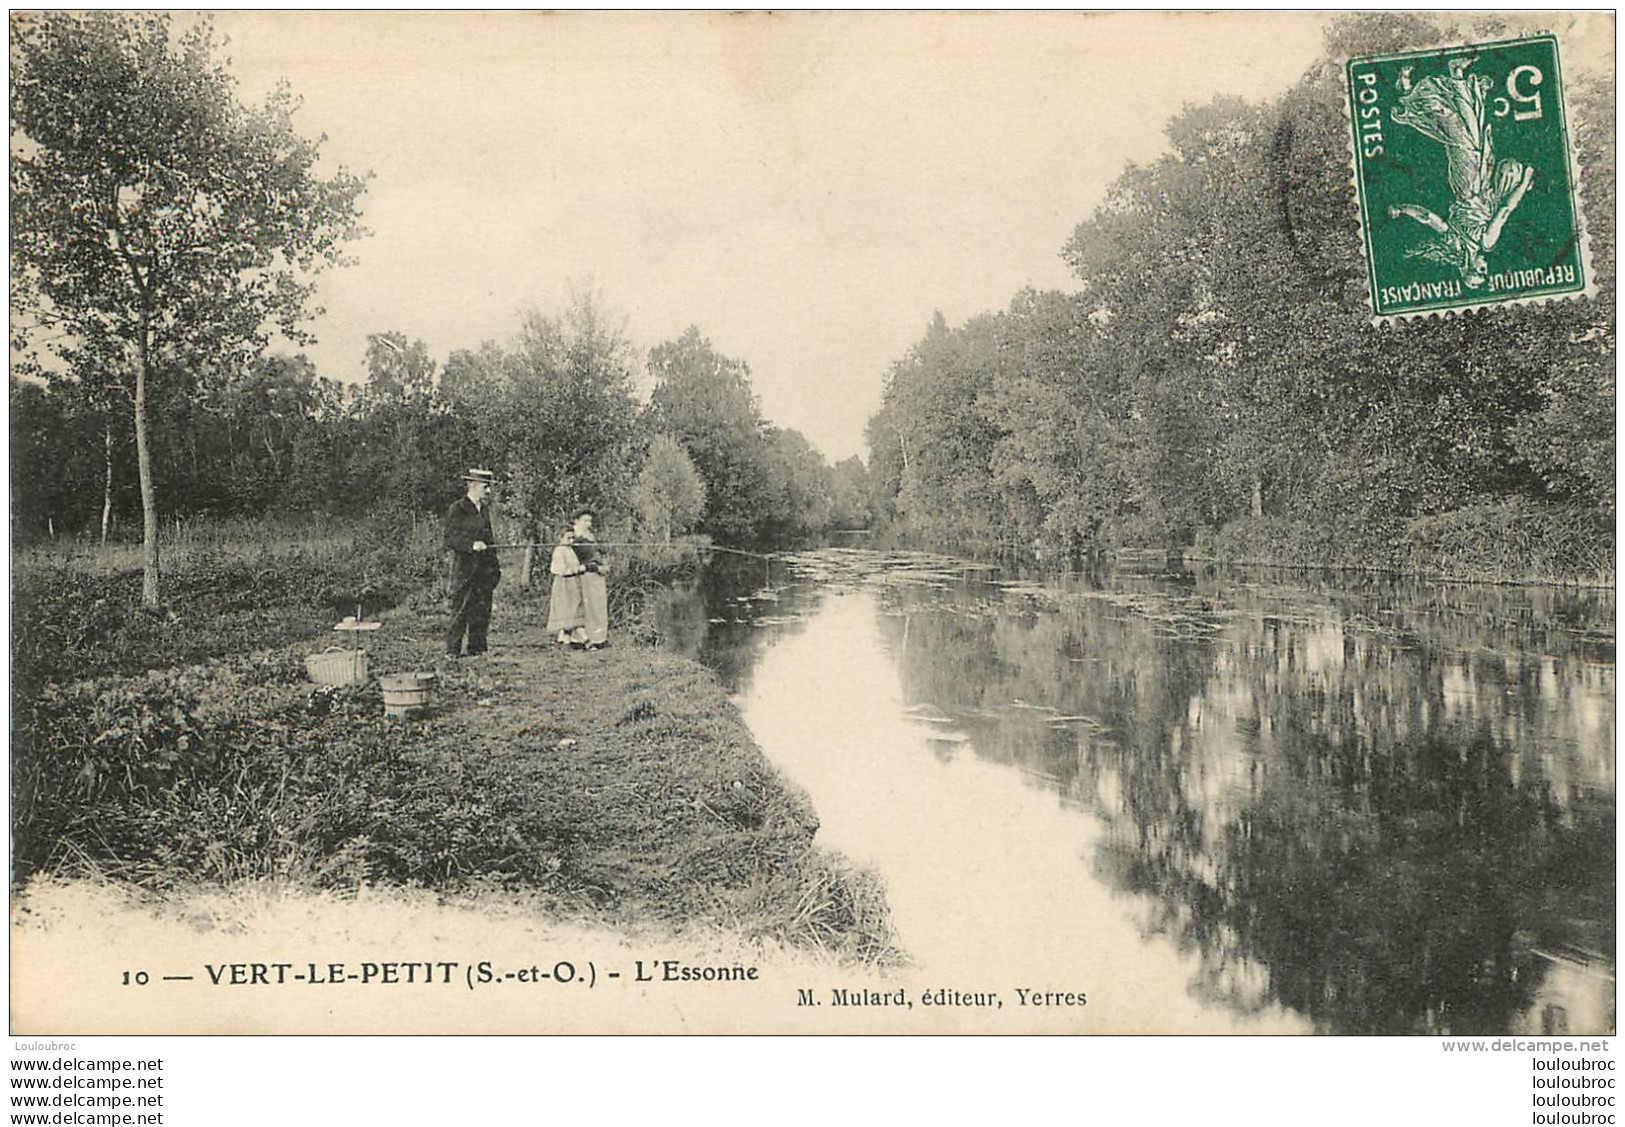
1346,34,1592,320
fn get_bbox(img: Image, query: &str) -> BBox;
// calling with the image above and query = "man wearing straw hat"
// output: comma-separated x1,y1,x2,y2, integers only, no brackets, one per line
443,468,501,658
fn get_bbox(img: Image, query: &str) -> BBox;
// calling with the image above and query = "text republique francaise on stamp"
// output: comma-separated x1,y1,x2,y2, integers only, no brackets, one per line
1347,35,1592,321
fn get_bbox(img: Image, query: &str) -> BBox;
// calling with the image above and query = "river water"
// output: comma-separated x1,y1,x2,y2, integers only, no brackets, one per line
650,548,1615,1035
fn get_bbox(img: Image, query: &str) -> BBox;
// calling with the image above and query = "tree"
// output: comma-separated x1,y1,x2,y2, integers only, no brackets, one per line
865,311,1012,550
436,342,509,494
631,434,706,543
10,375,119,540
646,327,774,544
363,331,436,404
1506,76,1617,513
277,371,354,517
980,289,1132,553
493,294,641,583
1059,96,1310,543
826,456,873,530
212,352,340,513
350,332,445,512
760,426,835,543
11,12,368,604
440,342,507,411
1049,13,1614,560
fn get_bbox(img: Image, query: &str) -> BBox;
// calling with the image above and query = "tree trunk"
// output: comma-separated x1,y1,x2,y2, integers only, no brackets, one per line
1251,475,1264,519
134,321,161,607
100,422,114,547
520,546,534,588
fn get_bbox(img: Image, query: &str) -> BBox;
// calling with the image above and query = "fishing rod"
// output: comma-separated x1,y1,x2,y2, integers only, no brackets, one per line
482,540,783,561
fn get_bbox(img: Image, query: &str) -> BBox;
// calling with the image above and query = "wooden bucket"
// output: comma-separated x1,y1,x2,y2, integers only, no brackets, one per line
379,672,435,718
306,647,367,686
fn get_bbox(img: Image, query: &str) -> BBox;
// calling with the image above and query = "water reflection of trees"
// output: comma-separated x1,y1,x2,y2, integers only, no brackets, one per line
652,555,822,693
876,575,1614,1034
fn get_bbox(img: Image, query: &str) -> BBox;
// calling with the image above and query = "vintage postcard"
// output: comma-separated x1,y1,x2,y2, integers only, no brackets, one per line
9,10,1615,1041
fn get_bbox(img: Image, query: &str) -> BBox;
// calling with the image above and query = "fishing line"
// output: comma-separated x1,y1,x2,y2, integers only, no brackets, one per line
483,540,782,561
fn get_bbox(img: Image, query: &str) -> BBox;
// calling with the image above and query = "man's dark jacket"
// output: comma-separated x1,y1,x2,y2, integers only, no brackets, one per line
443,497,501,588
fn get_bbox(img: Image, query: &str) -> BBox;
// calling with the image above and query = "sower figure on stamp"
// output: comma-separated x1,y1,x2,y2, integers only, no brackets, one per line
1386,55,1535,289
546,508,610,651
444,468,501,658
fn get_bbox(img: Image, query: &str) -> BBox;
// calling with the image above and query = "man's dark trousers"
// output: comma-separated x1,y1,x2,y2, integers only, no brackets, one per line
446,574,495,656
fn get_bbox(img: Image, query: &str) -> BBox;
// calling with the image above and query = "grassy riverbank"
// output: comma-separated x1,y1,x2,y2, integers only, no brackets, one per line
11,528,899,966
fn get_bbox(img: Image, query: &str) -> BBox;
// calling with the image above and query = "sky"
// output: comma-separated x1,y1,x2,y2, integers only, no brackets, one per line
208,11,1613,462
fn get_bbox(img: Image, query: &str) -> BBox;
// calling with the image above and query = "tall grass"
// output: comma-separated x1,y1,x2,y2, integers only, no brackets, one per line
12,662,575,891
1191,501,1615,587
603,536,709,627
12,516,447,694
15,512,426,579
1404,499,1615,585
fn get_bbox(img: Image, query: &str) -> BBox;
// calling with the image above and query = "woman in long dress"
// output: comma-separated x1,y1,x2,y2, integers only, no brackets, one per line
546,508,610,649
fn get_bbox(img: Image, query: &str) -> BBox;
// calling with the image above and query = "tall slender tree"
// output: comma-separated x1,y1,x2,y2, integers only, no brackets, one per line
11,12,368,604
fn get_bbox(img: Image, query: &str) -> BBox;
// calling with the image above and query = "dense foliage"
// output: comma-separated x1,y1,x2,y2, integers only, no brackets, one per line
632,434,707,543
10,12,370,603
865,15,1614,578
644,326,870,544
12,306,871,560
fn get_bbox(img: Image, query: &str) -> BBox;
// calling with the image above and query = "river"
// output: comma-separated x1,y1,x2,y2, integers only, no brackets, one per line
650,547,1615,1035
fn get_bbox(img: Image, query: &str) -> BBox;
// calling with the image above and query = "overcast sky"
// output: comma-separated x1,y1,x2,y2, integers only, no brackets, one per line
209,11,1612,462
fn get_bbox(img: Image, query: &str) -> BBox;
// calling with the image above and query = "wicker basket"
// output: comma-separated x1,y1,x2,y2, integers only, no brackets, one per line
305,647,368,687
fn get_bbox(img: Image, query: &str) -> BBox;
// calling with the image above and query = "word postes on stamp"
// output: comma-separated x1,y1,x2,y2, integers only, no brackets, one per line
1346,35,1591,321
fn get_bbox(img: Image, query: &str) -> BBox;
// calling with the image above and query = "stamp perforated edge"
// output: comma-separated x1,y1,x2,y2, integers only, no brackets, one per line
1343,32,1598,327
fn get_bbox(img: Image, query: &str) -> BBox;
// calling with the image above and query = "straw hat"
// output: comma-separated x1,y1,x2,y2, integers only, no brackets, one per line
462,468,497,485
